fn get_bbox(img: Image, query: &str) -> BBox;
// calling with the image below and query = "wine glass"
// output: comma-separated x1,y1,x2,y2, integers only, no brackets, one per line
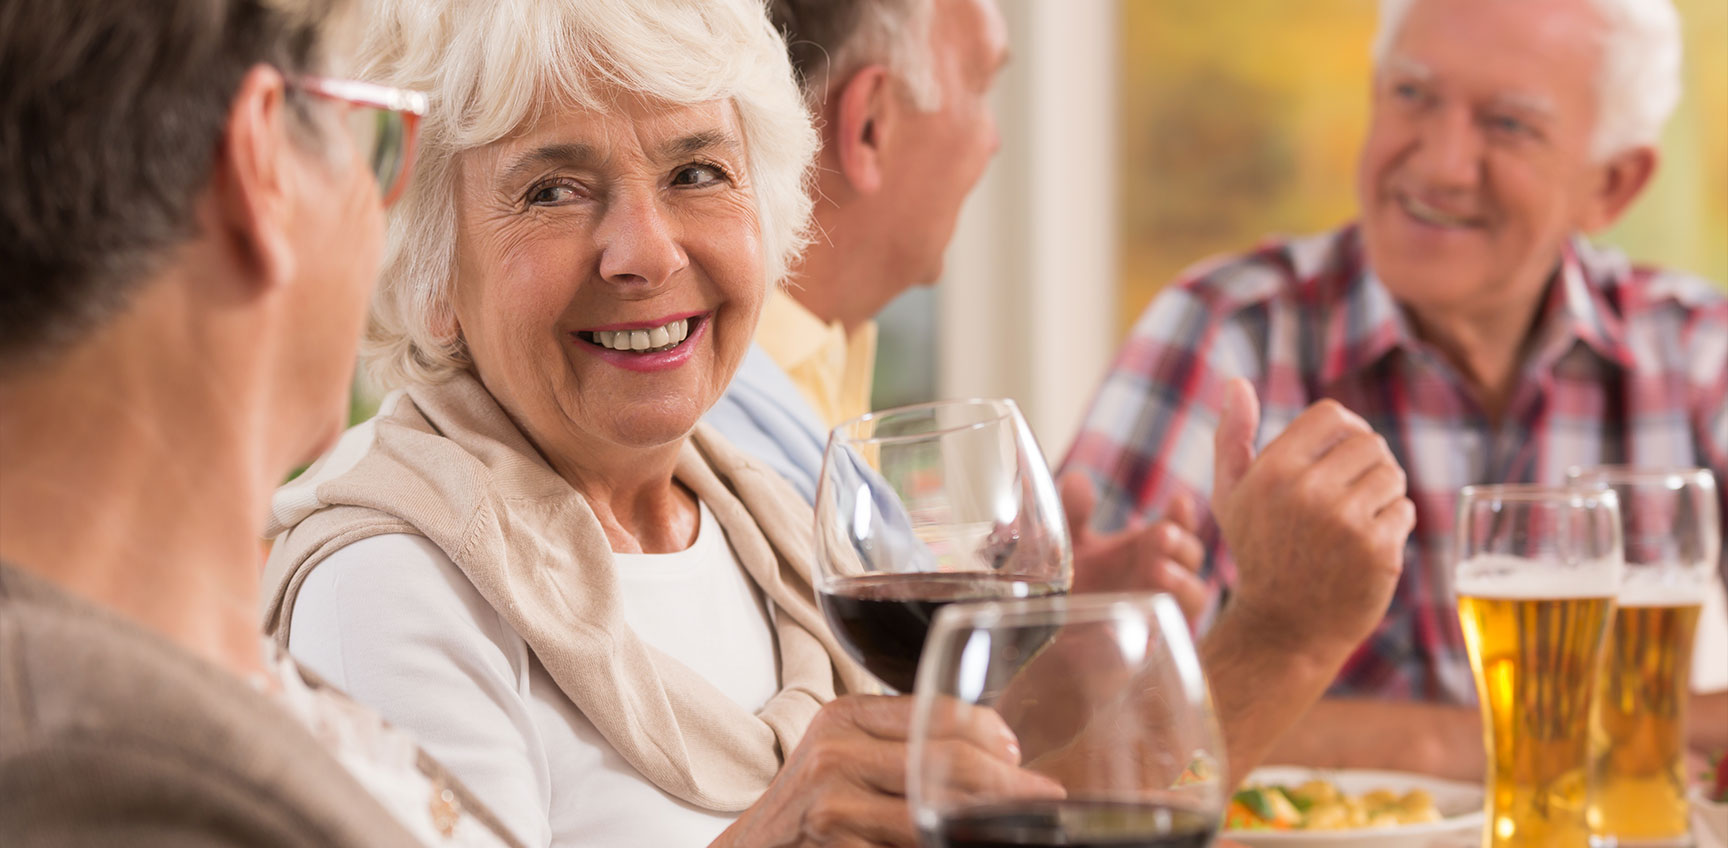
1454,484,1623,847
813,398,1072,693
910,592,1226,847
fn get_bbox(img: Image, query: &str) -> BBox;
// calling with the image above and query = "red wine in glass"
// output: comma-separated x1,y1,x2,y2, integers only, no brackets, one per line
925,799,1218,848
818,572,1065,693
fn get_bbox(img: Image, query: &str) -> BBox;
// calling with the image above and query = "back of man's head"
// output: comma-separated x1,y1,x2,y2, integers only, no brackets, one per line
768,0,940,109
0,0,347,371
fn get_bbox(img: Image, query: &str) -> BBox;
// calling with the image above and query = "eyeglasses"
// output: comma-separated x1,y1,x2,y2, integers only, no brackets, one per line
293,76,428,206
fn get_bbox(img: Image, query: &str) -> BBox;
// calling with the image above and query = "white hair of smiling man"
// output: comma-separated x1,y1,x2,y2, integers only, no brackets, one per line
1373,0,1682,161
355,0,818,389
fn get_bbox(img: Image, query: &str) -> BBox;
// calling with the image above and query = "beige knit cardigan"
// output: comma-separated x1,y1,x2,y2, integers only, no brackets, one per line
262,372,873,812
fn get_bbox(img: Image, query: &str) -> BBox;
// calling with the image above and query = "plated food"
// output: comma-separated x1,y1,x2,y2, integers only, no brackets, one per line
1223,767,1483,848
1228,779,1440,831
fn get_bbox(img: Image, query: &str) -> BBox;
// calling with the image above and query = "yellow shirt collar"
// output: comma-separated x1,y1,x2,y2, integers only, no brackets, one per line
754,288,877,430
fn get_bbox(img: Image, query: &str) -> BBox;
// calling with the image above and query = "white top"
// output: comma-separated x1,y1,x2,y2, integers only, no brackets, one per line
265,648,511,848
288,502,781,848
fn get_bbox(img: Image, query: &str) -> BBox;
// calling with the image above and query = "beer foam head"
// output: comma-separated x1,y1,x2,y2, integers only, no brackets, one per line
1618,564,1714,606
1456,554,1621,599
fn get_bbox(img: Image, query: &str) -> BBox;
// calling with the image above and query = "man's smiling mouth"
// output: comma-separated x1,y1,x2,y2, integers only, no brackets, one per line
1400,194,1485,229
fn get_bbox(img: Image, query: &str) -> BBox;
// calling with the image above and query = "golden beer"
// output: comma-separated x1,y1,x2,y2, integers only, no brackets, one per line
1459,589,1616,847
1588,599,1701,845
1566,465,1719,847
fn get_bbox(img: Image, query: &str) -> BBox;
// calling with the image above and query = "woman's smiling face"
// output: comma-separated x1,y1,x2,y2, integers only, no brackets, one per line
451,96,765,462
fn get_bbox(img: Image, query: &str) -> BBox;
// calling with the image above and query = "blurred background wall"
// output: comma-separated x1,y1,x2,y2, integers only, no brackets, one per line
875,0,1728,457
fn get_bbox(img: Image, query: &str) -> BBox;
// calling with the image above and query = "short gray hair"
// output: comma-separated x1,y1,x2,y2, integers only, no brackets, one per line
356,0,818,389
771,0,940,111
1372,0,1682,160
0,0,357,369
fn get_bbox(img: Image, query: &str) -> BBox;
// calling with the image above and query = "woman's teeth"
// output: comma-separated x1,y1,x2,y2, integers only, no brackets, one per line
587,318,691,353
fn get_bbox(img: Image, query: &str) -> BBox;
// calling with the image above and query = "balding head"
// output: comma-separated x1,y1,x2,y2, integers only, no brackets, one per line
769,0,940,109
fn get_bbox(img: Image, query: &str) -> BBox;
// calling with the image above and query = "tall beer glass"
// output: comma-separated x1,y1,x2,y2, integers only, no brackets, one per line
1456,484,1623,847
1569,467,1721,848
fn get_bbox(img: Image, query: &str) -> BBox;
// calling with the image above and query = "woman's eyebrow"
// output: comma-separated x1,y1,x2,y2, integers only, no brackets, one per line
497,142,599,187
660,128,742,161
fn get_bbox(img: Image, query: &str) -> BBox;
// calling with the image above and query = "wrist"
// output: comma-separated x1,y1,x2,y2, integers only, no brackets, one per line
1214,593,1361,673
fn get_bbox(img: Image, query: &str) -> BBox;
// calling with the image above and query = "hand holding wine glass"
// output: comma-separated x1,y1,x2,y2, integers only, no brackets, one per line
716,695,1062,848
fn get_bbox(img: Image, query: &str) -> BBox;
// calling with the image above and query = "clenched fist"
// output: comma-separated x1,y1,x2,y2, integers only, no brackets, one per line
1210,378,1415,658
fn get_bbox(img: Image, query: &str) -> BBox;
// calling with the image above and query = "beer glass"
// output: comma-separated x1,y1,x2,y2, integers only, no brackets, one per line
1455,484,1623,847
1569,467,1721,848
909,592,1226,847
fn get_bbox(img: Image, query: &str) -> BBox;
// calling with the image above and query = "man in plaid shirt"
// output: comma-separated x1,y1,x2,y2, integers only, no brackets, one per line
1067,0,1727,777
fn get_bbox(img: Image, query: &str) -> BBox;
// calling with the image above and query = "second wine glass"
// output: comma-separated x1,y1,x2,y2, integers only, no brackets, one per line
813,398,1073,693
910,592,1227,847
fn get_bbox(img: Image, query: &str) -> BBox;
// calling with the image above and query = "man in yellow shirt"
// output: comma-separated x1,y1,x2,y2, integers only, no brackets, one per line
754,288,879,434
705,0,1006,498
705,0,1223,617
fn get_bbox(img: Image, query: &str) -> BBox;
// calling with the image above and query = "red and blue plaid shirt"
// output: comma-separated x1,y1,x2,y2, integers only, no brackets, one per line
1063,224,1728,703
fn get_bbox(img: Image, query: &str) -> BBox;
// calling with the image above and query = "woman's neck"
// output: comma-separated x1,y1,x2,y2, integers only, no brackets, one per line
0,344,271,680
544,444,700,555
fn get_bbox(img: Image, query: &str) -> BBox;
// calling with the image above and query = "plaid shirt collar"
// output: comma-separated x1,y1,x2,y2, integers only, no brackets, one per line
1317,228,1637,387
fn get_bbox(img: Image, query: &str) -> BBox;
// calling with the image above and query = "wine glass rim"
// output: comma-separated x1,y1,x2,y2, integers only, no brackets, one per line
1564,465,1717,490
831,397,1022,447
1458,482,1619,506
929,589,1181,629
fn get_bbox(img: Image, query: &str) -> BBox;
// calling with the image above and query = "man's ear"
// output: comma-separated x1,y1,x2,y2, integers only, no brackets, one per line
209,64,298,293
828,65,897,195
1578,145,1657,233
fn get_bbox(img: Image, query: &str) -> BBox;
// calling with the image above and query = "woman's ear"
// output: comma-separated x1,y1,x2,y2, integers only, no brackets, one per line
829,65,896,196
210,64,299,294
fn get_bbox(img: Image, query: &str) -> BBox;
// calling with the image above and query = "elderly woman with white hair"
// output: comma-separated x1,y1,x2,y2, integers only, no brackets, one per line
259,0,1059,846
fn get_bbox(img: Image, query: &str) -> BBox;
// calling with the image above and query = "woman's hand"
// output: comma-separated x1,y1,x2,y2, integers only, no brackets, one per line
712,695,1063,847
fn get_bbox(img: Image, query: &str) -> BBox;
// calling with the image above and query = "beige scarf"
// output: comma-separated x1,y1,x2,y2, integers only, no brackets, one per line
261,372,873,812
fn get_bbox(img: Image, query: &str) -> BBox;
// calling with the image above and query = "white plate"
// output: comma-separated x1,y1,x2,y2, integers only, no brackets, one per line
1223,766,1484,848
1692,787,1728,848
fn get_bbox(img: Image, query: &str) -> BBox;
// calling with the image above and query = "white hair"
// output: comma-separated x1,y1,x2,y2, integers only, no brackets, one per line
1372,0,1682,160
355,0,818,389
819,0,940,111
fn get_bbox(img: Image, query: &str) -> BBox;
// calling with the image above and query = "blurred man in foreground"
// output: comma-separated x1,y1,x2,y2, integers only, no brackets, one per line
0,1,509,843
1068,0,1728,777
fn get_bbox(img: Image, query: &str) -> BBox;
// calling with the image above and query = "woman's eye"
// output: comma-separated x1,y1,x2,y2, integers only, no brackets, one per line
1392,82,1423,102
528,183,581,205
672,164,726,188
